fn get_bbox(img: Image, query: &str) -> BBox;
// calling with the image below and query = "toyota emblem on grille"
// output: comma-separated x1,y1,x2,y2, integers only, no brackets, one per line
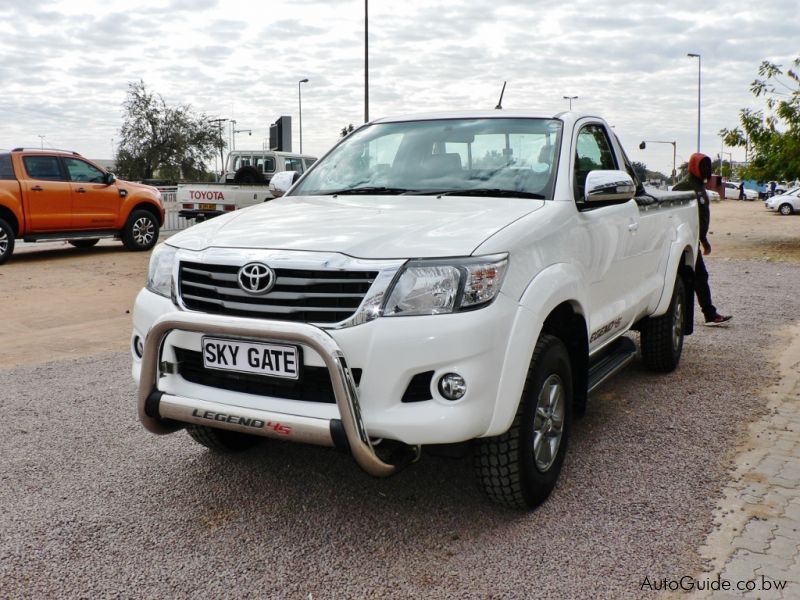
237,262,275,295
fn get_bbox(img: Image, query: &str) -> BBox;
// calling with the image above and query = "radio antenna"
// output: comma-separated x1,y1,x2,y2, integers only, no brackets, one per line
495,81,507,110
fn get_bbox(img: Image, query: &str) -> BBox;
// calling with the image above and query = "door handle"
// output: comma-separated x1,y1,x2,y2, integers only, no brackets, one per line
628,222,639,232
31,185,44,191
76,188,87,193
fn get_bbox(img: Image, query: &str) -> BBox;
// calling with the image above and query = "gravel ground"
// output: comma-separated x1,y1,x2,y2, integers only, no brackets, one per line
1,257,796,599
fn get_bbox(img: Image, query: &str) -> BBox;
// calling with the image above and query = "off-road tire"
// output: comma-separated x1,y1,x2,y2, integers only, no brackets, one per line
640,275,685,372
233,166,264,184
0,218,15,265
779,203,793,216
69,239,100,248
475,334,573,509
122,210,159,251
186,424,262,452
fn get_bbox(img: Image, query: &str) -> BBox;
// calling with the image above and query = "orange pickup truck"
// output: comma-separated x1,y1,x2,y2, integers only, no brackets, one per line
0,148,165,264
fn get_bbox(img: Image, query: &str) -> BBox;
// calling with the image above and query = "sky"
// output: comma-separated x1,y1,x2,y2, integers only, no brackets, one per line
0,0,797,177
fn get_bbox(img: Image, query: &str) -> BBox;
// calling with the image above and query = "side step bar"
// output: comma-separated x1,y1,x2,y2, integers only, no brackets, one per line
23,230,118,243
588,336,637,394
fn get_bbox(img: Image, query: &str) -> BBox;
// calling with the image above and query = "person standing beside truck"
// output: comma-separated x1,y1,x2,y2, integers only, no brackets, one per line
673,153,732,326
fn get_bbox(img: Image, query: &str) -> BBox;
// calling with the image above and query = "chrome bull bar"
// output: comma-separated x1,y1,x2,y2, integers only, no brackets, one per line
137,312,400,477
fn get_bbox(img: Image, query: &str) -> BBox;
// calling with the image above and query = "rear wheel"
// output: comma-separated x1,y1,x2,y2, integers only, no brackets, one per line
69,239,100,248
779,203,793,216
186,425,263,452
640,275,685,372
122,210,159,251
475,334,572,509
0,218,14,265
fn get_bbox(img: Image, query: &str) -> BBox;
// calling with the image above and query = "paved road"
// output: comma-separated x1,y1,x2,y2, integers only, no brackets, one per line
1,258,797,599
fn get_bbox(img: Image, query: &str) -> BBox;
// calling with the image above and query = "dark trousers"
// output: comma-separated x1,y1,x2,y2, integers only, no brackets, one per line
695,252,716,320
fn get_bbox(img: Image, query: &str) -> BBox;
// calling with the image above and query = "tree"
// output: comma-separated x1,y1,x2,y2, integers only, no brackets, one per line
720,58,800,182
340,123,355,137
115,81,224,180
631,161,648,182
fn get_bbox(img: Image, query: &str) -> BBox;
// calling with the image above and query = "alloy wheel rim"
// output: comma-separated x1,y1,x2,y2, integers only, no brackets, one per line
532,374,565,472
133,217,155,246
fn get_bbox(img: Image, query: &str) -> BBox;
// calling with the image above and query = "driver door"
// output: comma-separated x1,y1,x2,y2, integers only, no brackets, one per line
64,157,120,230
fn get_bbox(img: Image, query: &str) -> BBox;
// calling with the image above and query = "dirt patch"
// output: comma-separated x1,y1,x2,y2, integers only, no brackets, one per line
707,198,800,263
0,239,154,368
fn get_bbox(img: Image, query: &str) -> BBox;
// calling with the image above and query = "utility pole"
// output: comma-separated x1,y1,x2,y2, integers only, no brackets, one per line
38,135,45,149
364,0,369,123
563,95,578,110
208,118,228,175
687,53,701,152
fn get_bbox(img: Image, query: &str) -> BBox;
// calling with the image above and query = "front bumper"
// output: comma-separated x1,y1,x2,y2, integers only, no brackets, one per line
133,286,519,472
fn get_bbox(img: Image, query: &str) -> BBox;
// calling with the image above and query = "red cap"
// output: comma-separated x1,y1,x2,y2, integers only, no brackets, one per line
688,153,712,182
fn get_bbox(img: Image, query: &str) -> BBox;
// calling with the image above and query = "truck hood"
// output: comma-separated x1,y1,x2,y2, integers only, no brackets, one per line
168,195,545,258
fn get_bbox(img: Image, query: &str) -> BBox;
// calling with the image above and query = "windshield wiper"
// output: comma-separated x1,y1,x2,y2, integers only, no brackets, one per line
320,186,413,195
435,188,546,199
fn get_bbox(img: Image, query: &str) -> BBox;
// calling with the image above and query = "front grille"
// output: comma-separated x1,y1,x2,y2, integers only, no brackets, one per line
179,261,378,324
174,348,362,403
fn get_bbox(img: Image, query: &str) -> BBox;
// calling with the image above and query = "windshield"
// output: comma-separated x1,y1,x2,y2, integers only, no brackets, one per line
290,118,563,199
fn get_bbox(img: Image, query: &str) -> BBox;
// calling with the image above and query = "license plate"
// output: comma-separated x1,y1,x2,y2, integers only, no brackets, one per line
199,203,216,210
201,337,300,380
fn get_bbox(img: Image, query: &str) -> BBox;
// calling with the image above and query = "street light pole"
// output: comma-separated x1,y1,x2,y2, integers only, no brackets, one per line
687,53,701,153
298,78,309,154
364,0,369,123
563,95,578,110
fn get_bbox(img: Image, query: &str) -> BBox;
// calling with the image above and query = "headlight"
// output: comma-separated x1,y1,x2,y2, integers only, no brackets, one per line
383,254,508,317
146,243,178,298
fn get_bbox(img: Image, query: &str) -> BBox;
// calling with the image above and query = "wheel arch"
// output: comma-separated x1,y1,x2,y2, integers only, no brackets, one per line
484,263,589,437
129,201,164,227
0,205,20,235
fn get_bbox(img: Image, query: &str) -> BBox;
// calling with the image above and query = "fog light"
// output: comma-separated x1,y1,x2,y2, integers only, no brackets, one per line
133,335,144,358
438,373,466,401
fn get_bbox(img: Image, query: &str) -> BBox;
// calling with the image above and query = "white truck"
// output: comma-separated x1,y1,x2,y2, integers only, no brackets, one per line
176,149,317,222
132,111,699,509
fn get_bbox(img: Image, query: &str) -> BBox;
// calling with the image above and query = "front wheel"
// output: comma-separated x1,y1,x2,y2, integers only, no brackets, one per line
779,203,793,216
640,275,685,372
475,334,572,509
0,218,15,265
122,210,159,251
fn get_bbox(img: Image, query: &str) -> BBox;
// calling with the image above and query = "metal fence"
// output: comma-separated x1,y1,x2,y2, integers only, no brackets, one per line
157,186,191,232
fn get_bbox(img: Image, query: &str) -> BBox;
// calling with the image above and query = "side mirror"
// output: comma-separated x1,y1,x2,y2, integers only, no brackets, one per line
269,170,299,197
104,172,117,185
584,170,636,203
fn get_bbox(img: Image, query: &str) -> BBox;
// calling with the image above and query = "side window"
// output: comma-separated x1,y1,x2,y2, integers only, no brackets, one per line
574,124,617,201
0,154,15,180
303,158,316,170
23,156,65,181
284,157,305,173
255,156,276,173
63,158,105,183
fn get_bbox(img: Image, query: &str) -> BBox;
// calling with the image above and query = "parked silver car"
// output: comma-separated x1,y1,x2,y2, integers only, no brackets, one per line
766,187,800,214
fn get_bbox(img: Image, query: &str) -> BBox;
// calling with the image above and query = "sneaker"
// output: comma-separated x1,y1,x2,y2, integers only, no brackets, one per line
704,314,732,327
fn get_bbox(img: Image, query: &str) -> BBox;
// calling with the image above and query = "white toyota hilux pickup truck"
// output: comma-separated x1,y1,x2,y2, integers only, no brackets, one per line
132,111,699,509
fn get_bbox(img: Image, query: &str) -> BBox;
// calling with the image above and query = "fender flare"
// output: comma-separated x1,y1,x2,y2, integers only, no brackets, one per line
484,263,589,436
652,221,697,317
